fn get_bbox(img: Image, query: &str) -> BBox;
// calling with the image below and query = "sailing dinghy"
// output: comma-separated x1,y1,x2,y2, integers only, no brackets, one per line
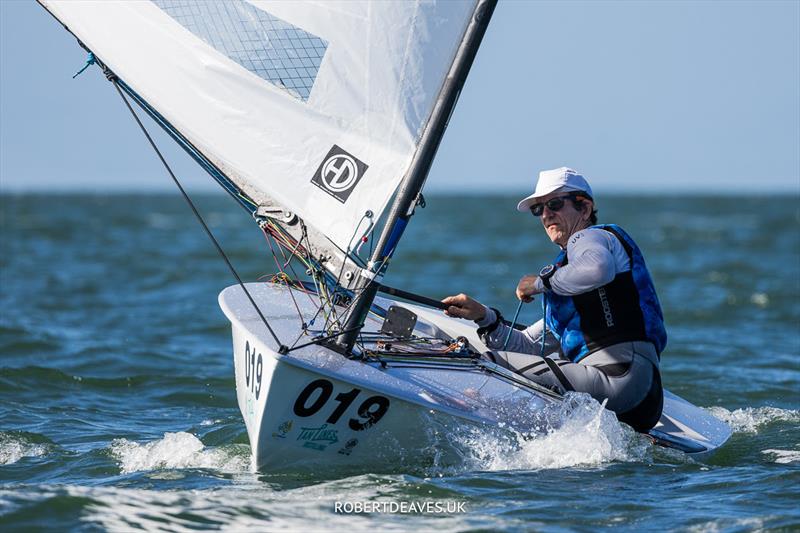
39,0,731,472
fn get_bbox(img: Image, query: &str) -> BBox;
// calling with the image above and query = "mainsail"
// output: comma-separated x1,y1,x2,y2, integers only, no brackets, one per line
40,0,480,252
40,0,495,352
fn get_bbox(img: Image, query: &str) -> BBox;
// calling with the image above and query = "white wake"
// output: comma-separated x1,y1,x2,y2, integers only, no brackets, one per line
110,432,249,474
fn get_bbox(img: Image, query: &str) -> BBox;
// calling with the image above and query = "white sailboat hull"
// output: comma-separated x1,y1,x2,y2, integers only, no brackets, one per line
231,333,461,471
220,283,731,472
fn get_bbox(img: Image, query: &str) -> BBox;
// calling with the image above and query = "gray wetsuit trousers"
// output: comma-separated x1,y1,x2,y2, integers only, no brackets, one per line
485,341,663,432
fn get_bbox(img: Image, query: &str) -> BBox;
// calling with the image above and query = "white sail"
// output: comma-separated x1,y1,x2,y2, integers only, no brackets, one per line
40,0,478,253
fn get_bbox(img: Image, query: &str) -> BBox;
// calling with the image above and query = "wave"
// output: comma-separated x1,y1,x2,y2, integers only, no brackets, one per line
0,366,229,392
0,432,52,465
705,406,800,434
761,449,800,464
685,517,769,532
109,432,249,474
440,393,650,472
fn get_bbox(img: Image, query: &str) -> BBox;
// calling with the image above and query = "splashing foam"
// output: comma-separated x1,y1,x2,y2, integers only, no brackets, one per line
110,432,248,474
686,517,767,533
705,406,800,434
761,448,800,464
0,433,49,465
453,393,648,471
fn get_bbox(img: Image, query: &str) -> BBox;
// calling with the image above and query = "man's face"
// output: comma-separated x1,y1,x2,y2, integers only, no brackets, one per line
535,192,592,247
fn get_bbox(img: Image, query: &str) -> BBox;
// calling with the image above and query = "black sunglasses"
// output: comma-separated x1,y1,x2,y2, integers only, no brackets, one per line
529,193,585,217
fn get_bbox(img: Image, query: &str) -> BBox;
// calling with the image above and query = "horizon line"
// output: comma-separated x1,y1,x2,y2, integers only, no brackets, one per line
2,186,798,197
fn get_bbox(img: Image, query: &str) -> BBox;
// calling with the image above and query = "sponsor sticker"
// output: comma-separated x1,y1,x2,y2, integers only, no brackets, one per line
272,420,293,439
337,438,359,456
311,145,368,203
296,423,339,451
598,287,615,327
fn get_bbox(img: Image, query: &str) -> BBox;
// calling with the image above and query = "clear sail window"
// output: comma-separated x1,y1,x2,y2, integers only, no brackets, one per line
152,0,328,101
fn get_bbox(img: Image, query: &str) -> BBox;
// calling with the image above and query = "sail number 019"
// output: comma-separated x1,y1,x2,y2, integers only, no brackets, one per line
293,379,390,431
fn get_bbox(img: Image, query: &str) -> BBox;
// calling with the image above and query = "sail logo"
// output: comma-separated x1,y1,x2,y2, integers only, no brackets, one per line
312,145,368,203
322,156,358,192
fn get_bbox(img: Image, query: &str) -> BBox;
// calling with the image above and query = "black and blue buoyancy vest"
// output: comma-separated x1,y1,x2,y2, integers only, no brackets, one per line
544,224,667,362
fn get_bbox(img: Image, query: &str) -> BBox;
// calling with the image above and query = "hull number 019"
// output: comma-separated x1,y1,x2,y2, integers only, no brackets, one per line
293,379,390,431
244,341,263,399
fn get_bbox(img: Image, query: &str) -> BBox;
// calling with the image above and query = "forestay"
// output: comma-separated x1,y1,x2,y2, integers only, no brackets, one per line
40,0,477,253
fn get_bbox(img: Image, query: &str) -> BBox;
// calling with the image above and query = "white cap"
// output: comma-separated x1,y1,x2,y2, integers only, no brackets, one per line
516,167,593,212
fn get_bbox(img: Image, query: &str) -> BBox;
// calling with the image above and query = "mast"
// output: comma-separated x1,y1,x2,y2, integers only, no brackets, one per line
336,0,498,352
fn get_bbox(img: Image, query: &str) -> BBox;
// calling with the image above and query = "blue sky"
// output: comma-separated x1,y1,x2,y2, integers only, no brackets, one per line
1,0,798,194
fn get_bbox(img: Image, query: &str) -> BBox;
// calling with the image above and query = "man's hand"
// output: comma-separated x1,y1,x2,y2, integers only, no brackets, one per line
516,275,541,302
441,293,486,321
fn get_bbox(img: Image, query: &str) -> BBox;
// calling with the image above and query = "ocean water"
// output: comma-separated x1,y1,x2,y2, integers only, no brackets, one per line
1,193,798,531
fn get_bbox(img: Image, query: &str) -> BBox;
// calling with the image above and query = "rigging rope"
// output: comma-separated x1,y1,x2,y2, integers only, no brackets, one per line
502,299,524,351
72,52,95,79
541,295,548,356
108,75,288,354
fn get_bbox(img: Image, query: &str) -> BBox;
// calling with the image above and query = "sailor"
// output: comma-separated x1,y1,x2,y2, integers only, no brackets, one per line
442,167,667,432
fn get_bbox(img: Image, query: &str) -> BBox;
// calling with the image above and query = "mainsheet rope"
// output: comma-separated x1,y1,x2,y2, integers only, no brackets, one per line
107,73,288,354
